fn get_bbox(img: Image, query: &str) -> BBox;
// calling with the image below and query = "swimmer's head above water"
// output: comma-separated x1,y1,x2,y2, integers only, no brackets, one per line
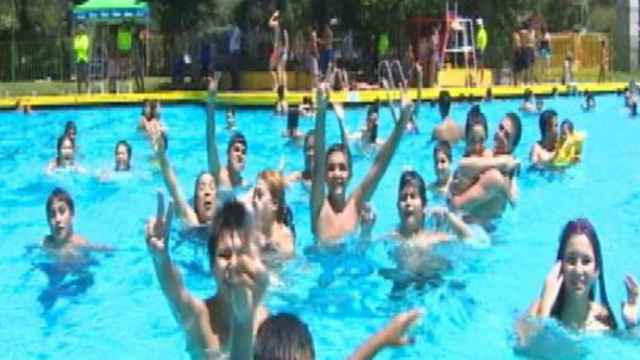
64,121,77,143
538,110,558,144
193,172,217,224
286,106,300,136
325,143,352,197
560,119,575,140
365,105,379,143
227,132,248,173
114,140,131,171
303,131,315,172
254,313,315,360
397,170,427,234
551,218,617,329
253,170,294,236
464,105,488,156
438,90,452,119
494,112,522,155
56,135,75,168
46,187,75,243
207,199,256,288
433,141,452,183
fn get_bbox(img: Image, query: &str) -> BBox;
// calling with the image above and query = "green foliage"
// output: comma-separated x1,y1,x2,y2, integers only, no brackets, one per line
0,0,71,36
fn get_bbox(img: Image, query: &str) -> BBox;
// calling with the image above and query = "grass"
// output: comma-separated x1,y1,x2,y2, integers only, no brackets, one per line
0,77,172,97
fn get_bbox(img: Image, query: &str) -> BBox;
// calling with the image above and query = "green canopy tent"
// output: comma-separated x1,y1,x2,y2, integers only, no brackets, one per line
71,0,150,92
73,0,149,23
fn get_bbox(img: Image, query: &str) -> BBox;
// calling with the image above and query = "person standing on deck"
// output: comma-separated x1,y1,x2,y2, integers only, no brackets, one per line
74,24,90,94
598,39,610,83
475,19,488,85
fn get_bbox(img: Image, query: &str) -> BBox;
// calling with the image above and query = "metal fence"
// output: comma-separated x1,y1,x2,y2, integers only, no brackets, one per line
0,36,174,82
0,39,68,81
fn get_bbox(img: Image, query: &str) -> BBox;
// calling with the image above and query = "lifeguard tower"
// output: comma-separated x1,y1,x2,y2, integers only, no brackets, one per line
406,1,491,88
439,1,491,87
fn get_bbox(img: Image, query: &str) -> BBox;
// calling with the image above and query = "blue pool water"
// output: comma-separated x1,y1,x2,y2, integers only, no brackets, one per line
2,94,640,359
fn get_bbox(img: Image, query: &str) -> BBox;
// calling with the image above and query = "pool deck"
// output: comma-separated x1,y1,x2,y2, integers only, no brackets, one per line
0,82,627,108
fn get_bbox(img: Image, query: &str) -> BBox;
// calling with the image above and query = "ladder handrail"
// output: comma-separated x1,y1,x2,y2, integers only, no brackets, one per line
377,60,395,90
390,59,408,90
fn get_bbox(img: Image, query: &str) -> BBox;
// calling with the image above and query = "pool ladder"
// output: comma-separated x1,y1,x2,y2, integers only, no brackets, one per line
378,60,408,91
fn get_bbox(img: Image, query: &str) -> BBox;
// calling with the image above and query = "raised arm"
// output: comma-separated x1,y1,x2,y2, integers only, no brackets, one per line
382,79,399,124
352,103,411,209
414,63,423,119
145,192,203,328
228,229,269,360
332,101,352,154
206,73,223,182
283,29,289,52
310,86,329,236
156,137,199,226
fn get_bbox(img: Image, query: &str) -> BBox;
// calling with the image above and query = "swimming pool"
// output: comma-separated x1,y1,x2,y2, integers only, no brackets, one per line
1,94,640,358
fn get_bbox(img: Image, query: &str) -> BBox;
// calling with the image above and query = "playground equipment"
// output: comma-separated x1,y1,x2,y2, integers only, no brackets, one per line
72,0,150,93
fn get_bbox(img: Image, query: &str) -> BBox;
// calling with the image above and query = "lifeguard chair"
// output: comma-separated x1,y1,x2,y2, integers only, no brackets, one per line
440,1,491,87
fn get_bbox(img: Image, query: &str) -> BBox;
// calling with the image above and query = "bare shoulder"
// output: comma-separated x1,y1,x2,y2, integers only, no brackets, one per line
71,234,89,247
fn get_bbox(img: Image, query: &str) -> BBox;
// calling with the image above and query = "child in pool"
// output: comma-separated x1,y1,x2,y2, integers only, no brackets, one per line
428,141,453,196
146,195,269,357
392,171,472,279
310,85,412,243
449,105,491,197
517,219,638,347
46,135,85,173
553,119,585,166
206,74,249,189
42,188,111,258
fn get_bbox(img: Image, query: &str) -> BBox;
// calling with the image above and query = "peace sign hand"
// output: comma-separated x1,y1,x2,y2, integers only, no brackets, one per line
145,190,175,259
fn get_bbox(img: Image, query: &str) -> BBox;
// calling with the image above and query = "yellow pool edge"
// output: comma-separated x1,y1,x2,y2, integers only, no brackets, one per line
0,82,628,109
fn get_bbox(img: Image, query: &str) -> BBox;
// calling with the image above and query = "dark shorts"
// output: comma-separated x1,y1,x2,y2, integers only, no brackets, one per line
513,49,523,72
77,61,89,81
522,47,535,68
319,49,333,75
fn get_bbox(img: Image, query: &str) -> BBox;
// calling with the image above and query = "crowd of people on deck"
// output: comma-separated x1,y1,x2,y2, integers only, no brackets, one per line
33,67,640,358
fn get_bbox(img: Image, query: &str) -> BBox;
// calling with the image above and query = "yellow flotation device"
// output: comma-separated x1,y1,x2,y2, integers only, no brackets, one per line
552,131,586,167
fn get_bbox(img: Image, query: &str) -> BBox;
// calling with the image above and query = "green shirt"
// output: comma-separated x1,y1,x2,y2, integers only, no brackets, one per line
476,27,488,51
378,33,390,57
117,27,132,53
74,34,90,63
